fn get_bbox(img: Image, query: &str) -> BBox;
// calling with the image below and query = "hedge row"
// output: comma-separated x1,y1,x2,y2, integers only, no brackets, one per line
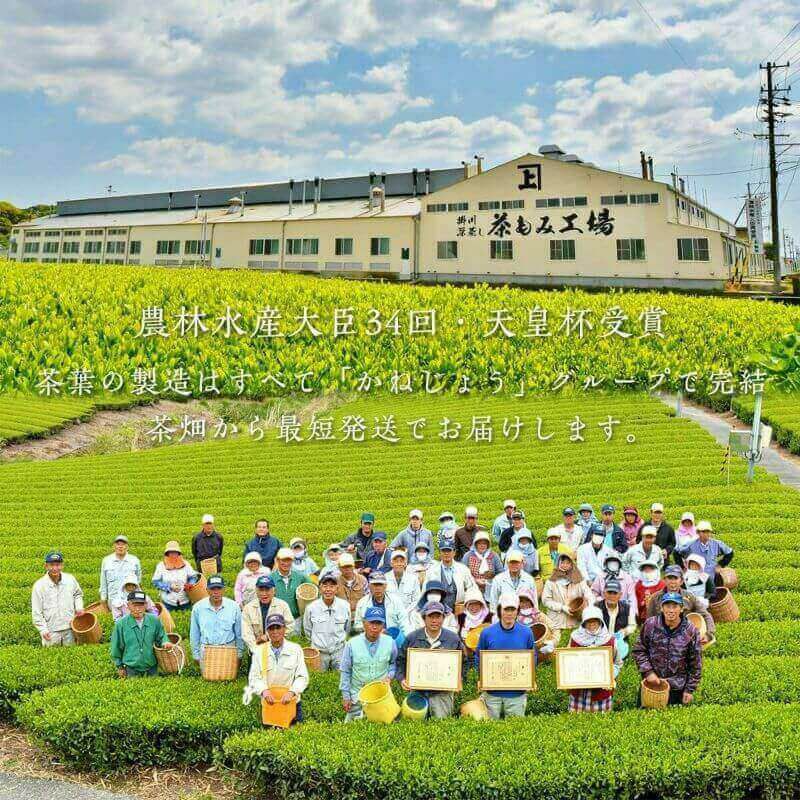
221,702,800,800
17,656,800,772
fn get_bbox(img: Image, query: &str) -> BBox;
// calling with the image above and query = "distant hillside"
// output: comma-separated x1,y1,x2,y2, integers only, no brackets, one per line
0,202,55,248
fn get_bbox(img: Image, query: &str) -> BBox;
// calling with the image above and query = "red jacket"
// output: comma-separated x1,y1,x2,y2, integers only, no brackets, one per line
635,579,666,621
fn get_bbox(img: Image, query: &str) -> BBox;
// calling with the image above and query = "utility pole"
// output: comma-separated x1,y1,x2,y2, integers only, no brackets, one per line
759,61,791,290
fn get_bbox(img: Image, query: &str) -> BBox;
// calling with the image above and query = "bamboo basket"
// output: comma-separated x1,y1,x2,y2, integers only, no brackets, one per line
200,557,219,577
686,612,707,640
532,620,558,663
155,633,186,674
296,583,319,614
186,574,209,603
83,600,109,615
709,587,740,623
303,646,322,672
460,698,490,720
261,686,297,728
641,677,670,708
154,602,175,634
568,596,586,618
71,611,102,644
534,577,544,602
454,601,465,617
718,568,739,590
201,645,239,680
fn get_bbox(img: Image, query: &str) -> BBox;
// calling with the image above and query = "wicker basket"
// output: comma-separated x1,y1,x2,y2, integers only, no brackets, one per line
686,612,707,640
718,568,739,590
641,677,670,708
155,633,186,674
532,620,558,663
71,611,102,644
454,602,465,617
83,600,110,615
567,597,586,618
701,633,716,651
202,645,239,680
460,698,490,720
154,602,175,634
296,583,319,614
200,557,218,576
185,574,209,604
709,587,740,623
303,646,322,672
534,577,544,601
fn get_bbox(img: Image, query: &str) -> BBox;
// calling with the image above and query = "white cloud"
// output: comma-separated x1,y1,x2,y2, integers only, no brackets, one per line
362,60,408,88
93,137,293,177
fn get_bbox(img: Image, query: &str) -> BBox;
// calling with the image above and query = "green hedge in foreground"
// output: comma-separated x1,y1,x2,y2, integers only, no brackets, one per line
221,702,800,800
16,656,800,772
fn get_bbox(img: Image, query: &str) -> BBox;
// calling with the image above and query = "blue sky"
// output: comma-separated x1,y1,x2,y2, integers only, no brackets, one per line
1,0,798,243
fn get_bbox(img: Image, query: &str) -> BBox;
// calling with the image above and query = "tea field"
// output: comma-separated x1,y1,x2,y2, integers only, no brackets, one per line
0,390,798,798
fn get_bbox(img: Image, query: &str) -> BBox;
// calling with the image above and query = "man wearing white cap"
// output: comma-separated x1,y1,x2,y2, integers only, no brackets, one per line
100,535,141,608
384,550,421,612
676,520,734,577
390,510,433,554
454,505,486,560
271,548,312,634
474,592,536,719
491,500,517,544
642,503,676,558
624,525,664,580
192,513,224,573
489,551,537,610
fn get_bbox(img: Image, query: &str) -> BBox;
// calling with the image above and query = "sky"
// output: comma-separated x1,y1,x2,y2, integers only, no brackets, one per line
1,0,799,245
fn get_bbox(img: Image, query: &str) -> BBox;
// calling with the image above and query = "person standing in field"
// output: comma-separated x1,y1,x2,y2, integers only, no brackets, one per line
99,535,141,609
32,551,85,646
152,541,197,612
192,513,224,573
110,590,171,678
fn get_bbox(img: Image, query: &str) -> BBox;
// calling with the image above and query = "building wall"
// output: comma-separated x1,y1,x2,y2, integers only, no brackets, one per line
417,154,732,288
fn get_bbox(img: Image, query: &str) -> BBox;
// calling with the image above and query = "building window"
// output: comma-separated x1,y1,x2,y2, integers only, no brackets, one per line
64,230,81,237
600,195,629,205
9,241,17,254
184,240,210,256
370,237,390,256
107,228,127,236
426,203,447,212
249,238,279,256
85,229,104,236
490,240,513,260
25,231,41,238
62,241,80,254
42,242,59,253
447,202,468,212
156,240,180,255
437,241,458,259
561,196,588,207
630,193,659,204
23,242,40,253
106,241,126,254
550,240,576,260
479,201,500,210
335,237,353,256
83,241,103,254
129,241,141,255
677,238,710,261
616,238,646,261
501,200,524,209
287,238,319,256
44,231,60,238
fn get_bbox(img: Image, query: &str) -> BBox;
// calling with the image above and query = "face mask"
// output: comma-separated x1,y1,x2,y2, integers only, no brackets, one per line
641,572,659,587
293,549,305,558
427,592,443,603
685,569,702,583
592,535,604,546
416,552,429,562
605,563,620,575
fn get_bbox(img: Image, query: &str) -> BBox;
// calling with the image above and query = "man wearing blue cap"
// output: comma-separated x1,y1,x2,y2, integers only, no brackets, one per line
246,614,309,724
32,551,85,647
339,605,398,721
361,531,393,576
397,601,467,718
242,575,294,652
353,572,409,637
190,574,243,668
110,590,171,678
591,504,628,553
645,566,715,640
633,592,702,706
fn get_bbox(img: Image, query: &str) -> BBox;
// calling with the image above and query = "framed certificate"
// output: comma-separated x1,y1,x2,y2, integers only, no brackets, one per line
478,650,536,692
554,646,615,691
405,648,463,692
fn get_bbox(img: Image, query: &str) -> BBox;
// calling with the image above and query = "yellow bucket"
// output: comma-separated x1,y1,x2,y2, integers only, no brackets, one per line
358,680,400,724
401,691,429,720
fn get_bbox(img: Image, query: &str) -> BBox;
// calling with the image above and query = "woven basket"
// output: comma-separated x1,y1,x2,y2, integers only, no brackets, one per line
303,646,322,672
718,568,739,590
454,602,465,617
296,583,319,614
709,587,740,623
567,597,586,618
200,557,218,576
154,602,175,634
186,574,209,604
701,633,716,651
641,677,670,708
460,698,490,720
155,633,186,674
202,645,239,681
71,611,102,645
83,600,110,615
686,612,707,640
534,577,544,601
532,620,558,663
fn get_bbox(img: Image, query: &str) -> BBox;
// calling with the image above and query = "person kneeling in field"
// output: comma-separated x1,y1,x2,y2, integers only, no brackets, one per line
633,592,702,706
339,606,398,722
111,590,171,678
474,593,536,719
245,614,309,725
397,601,467,719
567,606,622,713
32,551,85,647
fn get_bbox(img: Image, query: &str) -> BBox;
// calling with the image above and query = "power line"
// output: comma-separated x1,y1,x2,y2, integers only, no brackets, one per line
767,21,800,59
775,33,800,62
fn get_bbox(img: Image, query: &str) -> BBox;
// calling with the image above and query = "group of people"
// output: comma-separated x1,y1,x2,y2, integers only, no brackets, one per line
31,500,734,721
